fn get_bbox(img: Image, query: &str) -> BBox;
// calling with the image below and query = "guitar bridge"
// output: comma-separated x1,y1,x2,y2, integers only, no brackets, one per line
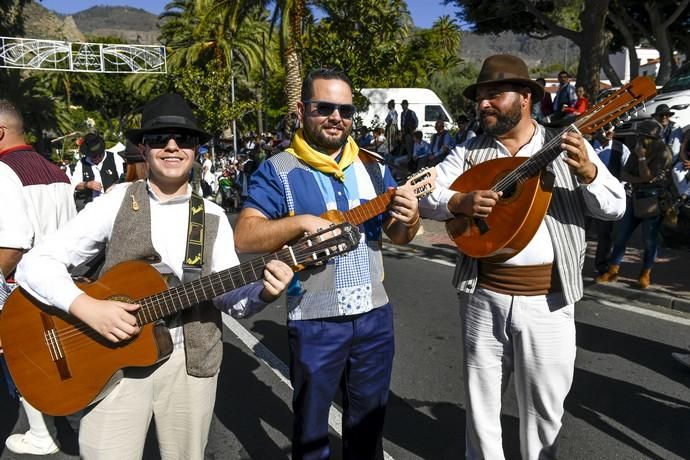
474,218,490,235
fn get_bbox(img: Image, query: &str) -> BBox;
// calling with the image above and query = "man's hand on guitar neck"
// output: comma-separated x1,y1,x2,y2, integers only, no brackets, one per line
448,190,502,219
69,293,141,343
560,131,597,184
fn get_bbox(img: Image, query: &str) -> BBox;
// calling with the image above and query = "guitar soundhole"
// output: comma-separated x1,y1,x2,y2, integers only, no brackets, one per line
500,184,517,200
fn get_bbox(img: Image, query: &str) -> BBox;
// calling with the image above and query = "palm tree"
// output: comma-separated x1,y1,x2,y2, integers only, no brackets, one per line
270,0,308,114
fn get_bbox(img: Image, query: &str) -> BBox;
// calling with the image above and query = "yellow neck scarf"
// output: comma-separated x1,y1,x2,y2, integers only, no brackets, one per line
286,128,359,182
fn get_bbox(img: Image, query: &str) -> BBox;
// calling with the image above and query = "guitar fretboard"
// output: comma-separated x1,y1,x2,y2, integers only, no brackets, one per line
342,188,396,225
133,250,292,325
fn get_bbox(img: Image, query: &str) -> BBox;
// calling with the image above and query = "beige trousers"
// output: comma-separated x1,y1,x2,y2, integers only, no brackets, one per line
79,347,218,460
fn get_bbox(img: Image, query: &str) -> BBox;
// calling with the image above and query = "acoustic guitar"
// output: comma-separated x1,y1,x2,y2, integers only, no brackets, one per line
321,167,436,224
445,76,657,260
0,223,360,416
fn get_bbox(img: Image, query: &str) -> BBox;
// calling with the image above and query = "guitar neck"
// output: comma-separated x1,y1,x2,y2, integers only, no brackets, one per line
341,189,396,225
133,250,290,325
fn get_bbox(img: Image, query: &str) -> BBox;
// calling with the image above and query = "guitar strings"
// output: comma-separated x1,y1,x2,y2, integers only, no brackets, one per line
47,240,352,352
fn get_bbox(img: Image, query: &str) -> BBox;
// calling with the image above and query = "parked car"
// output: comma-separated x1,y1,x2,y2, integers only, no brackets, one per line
614,63,690,145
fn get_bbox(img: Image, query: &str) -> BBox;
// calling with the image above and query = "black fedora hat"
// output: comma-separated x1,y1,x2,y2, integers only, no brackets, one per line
463,54,544,102
653,103,675,117
126,93,211,144
79,132,105,157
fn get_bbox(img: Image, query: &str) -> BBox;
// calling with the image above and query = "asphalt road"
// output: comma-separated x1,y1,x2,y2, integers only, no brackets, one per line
2,242,690,459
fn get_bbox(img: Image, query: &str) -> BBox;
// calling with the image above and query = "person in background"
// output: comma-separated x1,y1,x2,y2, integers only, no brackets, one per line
384,99,399,155
596,119,673,289
428,119,454,165
234,68,420,460
0,99,76,456
419,54,625,460
590,128,631,276
454,114,477,146
562,85,589,117
651,104,683,160
410,130,431,170
14,93,294,460
71,133,125,210
671,129,690,199
552,70,577,116
119,140,148,183
532,77,553,123
400,99,418,164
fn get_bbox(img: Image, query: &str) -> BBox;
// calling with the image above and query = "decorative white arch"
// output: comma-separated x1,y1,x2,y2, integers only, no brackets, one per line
0,36,166,73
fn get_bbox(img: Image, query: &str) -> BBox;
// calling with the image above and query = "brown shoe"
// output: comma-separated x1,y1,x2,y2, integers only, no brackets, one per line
596,264,620,283
638,268,652,289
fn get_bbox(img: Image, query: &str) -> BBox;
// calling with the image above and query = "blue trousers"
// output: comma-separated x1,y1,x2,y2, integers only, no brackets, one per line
610,199,662,269
1,355,18,399
288,304,395,460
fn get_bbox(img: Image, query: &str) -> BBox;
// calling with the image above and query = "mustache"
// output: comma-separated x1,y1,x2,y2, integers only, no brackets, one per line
480,109,500,118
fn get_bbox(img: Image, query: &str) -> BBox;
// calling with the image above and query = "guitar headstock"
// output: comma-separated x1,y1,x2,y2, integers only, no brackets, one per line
290,223,361,271
402,167,436,199
576,76,657,135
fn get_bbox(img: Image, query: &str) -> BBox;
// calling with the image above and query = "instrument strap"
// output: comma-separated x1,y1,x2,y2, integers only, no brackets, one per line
182,192,205,284
359,150,385,195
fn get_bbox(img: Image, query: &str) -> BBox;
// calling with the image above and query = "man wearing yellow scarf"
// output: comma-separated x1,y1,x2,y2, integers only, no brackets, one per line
235,68,420,460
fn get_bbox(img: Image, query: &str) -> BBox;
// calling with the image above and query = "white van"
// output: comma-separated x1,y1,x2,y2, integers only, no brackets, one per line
358,88,455,141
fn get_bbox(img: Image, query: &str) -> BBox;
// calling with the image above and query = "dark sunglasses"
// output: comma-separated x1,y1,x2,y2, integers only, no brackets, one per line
142,132,199,149
303,100,356,119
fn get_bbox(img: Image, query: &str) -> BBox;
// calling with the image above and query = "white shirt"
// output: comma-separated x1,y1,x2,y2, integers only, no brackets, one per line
420,121,627,266
0,159,76,251
17,181,267,346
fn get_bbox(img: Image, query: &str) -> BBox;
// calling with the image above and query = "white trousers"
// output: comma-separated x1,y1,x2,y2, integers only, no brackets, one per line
79,347,218,460
460,288,576,460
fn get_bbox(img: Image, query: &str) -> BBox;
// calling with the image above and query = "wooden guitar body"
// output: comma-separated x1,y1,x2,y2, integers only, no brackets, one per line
445,157,553,261
0,224,361,416
0,261,171,416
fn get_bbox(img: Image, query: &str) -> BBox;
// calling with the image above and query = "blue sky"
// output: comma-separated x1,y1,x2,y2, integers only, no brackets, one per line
38,0,459,29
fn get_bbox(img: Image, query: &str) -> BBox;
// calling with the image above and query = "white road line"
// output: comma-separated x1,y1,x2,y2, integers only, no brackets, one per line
593,298,690,325
223,315,396,460
384,244,690,326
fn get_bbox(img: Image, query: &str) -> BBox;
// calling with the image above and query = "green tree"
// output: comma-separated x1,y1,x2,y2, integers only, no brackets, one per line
270,0,310,113
302,0,412,89
446,0,612,101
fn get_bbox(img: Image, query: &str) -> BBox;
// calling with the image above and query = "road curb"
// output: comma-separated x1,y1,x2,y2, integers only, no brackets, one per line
385,237,690,313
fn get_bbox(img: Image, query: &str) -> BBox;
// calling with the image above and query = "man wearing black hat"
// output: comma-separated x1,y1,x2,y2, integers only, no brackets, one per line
651,103,683,158
71,133,125,210
15,93,294,459
419,54,626,459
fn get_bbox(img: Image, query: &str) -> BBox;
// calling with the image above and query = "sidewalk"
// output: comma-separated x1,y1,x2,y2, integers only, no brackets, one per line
385,218,690,313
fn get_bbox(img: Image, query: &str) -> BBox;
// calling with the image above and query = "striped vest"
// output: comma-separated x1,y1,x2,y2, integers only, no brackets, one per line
451,127,587,306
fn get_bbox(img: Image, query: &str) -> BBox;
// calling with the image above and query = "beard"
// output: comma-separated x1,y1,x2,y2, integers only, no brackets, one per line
303,116,352,151
480,98,522,137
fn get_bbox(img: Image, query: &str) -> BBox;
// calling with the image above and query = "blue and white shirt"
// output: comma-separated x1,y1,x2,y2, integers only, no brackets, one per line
244,152,397,320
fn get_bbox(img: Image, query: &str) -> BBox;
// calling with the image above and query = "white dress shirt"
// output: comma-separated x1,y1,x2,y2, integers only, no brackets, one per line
17,181,268,346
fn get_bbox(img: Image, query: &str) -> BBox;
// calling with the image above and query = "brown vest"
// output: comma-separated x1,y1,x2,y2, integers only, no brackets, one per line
102,180,223,377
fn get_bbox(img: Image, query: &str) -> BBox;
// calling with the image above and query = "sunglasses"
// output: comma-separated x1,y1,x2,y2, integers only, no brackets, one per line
303,100,356,119
142,132,199,149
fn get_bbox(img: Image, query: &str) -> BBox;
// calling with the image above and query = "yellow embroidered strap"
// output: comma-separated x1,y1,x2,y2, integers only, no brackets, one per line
285,128,359,181
183,192,204,283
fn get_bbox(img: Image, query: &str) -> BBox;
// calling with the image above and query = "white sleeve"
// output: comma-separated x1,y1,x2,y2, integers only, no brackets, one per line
580,141,627,220
70,160,83,188
0,167,33,250
419,144,468,221
208,207,268,318
15,187,124,312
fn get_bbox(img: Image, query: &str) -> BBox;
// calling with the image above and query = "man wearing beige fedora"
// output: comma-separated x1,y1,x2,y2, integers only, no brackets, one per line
419,54,626,459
